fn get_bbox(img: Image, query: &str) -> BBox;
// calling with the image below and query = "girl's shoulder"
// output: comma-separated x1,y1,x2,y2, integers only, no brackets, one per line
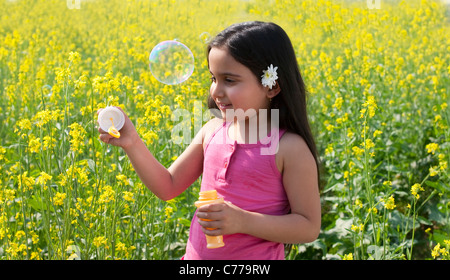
201,117,224,148
276,131,316,173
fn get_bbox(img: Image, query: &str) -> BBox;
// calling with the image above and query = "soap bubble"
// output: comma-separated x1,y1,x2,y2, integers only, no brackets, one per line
42,85,53,98
149,40,195,85
199,32,212,44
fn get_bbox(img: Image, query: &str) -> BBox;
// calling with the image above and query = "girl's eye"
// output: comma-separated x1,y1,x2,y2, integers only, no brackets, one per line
209,76,235,84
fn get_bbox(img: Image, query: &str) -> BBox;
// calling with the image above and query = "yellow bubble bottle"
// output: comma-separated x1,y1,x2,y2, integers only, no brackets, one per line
194,190,225,249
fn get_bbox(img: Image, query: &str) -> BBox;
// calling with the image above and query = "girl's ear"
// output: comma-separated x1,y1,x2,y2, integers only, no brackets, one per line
266,81,281,99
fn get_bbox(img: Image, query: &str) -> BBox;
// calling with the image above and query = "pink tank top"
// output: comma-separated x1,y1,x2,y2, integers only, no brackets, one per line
183,121,290,260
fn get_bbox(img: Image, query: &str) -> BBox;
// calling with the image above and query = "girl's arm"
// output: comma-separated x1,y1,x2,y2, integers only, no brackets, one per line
122,131,204,201
98,107,215,201
197,132,321,244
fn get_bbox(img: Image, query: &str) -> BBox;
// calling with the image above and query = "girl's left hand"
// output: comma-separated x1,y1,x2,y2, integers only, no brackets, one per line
196,201,246,236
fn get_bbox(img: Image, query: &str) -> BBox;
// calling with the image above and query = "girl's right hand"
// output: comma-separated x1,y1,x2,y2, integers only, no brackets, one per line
97,107,139,150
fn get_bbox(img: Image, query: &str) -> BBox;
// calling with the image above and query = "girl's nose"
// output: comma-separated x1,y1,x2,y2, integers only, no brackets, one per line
210,82,224,100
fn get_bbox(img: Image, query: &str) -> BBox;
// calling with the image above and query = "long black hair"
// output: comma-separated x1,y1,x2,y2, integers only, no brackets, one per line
207,21,320,179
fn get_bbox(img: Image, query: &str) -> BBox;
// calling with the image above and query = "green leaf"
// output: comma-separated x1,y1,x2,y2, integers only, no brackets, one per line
87,159,96,173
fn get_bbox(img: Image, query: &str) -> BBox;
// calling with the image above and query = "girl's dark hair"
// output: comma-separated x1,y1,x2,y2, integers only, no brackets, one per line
207,21,320,181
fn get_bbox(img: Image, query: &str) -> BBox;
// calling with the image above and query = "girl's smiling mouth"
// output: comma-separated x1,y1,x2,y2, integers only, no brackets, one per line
216,102,232,110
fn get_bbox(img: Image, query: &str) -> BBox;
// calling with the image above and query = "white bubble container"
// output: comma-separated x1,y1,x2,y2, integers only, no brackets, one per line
98,106,125,132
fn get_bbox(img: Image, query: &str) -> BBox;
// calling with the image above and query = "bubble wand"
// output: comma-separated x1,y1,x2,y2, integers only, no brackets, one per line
108,117,120,138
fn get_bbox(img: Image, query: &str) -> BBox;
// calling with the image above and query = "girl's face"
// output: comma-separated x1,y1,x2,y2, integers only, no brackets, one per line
208,47,272,120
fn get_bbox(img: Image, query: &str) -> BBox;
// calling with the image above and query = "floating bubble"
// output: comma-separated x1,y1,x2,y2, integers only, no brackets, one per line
199,32,212,44
149,40,195,85
42,84,52,91
42,85,53,97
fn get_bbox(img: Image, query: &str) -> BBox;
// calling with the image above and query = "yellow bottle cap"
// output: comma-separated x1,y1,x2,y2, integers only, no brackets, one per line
198,190,218,201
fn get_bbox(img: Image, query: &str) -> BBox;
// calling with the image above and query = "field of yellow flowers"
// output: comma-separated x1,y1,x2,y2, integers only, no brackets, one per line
0,0,449,260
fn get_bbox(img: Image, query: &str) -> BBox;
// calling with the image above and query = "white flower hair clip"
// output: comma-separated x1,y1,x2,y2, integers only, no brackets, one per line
261,64,278,89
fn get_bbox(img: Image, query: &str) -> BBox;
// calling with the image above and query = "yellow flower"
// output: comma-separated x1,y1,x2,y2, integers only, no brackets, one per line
325,144,333,156
32,109,52,128
93,236,108,248
74,74,88,89
333,97,344,111
15,230,26,240
429,166,439,177
14,118,32,133
29,231,39,244
18,244,27,255
6,242,20,257
363,139,375,150
68,51,81,64
116,174,129,185
68,122,87,154
0,146,6,161
324,120,335,132
53,192,67,206
30,252,41,260
116,241,126,252
383,181,392,187
347,128,354,139
99,185,115,204
410,183,424,200
351,224,364,233
336,113,349,125
165,206,174,218
122,191,135,203
441,102,448,111
18,172,35,190
141,130,158,145
431,243,441,259
174,94,185,108
343,171,350,180
425,143,439,154
361,95,377,118
42,136,57,151
36,171,52,186
431,243,448,259
108,163,117,173
439,158,447,171
55,66,70,84
373,130,383,138
359,108,367,119
28,136,41,153
343,253,353,260
381,195,396,210
352,146,364,157
164,205,175,223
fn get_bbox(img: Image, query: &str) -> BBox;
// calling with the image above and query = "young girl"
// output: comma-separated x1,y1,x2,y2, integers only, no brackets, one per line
98,21,321,260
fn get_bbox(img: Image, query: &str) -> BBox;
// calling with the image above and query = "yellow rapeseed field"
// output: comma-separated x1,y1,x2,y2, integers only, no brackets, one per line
0,0,449,260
